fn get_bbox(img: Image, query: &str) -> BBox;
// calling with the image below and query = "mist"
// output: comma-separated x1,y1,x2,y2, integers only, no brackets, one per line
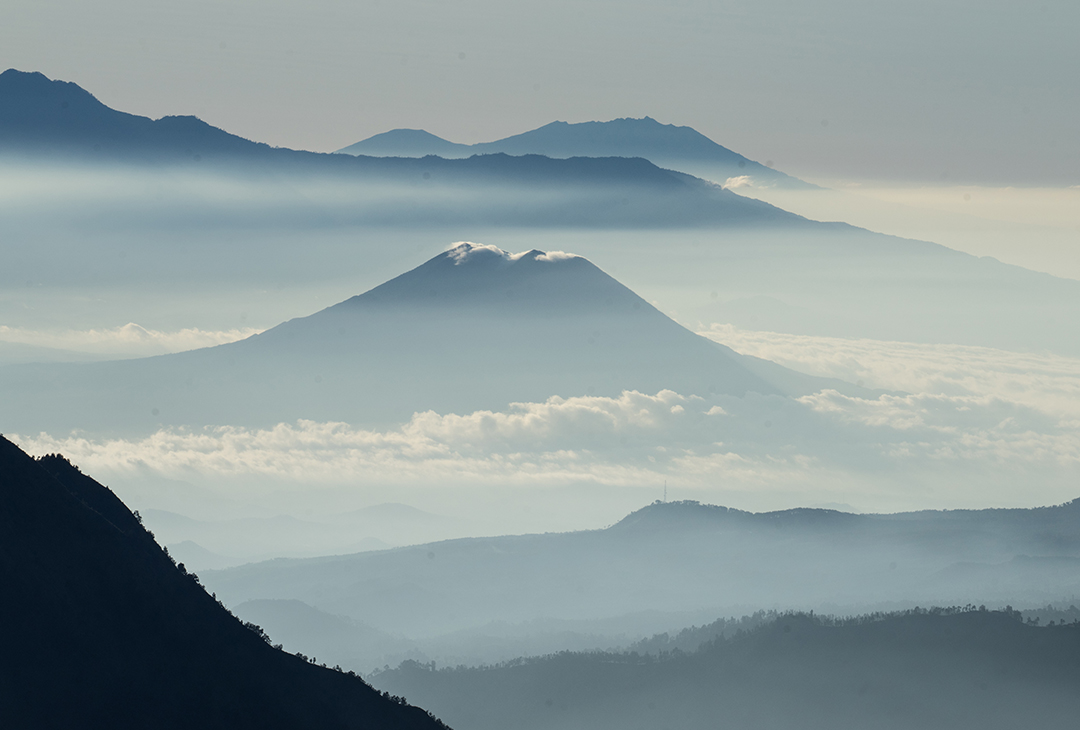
5,8,1080,728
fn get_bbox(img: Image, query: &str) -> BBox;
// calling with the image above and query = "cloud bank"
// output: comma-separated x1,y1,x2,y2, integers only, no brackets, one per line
10,325,1080,514
13,381,1080,512
0,323,261,358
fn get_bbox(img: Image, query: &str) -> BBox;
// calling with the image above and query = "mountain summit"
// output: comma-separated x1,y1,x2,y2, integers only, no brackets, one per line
0,243,857,435
338,117,811,188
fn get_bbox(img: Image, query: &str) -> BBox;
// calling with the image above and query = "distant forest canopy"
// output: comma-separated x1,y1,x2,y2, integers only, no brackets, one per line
373,606,1080,730
380,604,1079,674
620,603,1080,658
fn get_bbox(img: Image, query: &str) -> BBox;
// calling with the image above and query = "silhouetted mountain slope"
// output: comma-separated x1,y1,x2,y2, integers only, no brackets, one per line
374,609,1080,730
0,243,861,436
202,498,1080,639
233,599,418,674
0,437,447,730
338,117,811,188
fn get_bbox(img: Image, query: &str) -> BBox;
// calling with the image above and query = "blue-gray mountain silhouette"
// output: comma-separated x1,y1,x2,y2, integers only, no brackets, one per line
0,69,808,227
202,497,1080,640
0,437,447,729
0,243,862,436
0,69,270,161
337,117,812,188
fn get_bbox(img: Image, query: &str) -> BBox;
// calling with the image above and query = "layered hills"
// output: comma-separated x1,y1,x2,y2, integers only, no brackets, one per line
336,117,811,188
0,69,801,228
0,436,446,729
0,243,860,436
374,609,1080,730
202,498,1080,641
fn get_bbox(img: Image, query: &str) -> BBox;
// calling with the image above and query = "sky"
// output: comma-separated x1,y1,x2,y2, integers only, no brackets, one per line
4,0,1078,185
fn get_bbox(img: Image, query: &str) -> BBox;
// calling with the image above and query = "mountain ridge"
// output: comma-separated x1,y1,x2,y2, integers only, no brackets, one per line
337,116,813,189
0,69,815,229
200,495,1080,638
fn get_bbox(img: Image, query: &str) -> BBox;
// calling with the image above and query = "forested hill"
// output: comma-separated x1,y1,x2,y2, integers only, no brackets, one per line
0,436,449,730
375,608,1080,730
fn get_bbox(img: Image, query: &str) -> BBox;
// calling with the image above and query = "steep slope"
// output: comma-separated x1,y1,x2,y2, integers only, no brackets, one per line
200,498,1080,639
338,117,809,188
374,610,1080,730
0,243,858,436
0,437,447,729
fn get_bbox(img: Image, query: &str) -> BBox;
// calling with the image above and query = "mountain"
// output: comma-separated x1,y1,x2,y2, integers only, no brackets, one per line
342,129,472,158
200,498,1080,641
0,437,447,729
0,243,862,436
0,69,269,162
337,117,811,188
373,609,1080,730
0,69,806,228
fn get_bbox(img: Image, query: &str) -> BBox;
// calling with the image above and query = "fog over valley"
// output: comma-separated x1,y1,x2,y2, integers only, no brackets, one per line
2,46,1079,729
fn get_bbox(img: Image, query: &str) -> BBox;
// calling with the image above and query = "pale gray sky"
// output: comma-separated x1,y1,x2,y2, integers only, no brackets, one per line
3,1,1077,182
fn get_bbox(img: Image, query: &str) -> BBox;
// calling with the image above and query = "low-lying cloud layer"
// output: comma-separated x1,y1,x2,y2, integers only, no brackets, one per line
14,335,1080,515
701,324,1080,418
0,323,261,359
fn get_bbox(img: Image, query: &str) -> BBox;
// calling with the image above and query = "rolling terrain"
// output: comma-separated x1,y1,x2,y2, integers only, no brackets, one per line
203,498,1080,651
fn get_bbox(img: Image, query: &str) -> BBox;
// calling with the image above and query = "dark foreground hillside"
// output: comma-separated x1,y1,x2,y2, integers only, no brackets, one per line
0,436,448,730
375,609,1080,730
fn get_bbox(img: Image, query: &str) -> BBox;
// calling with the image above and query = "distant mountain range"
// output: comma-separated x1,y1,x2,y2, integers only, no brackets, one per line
7,69,1080,358
374,609,1080,730
0,243,863,436
0,436,446,729
336,117,813,189
202,498,1080,640
0,69,805,228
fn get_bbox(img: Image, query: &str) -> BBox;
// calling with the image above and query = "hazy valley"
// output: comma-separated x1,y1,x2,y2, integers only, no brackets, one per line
2,45,1079,730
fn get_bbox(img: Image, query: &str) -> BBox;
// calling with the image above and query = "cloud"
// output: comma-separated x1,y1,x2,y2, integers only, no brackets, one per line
0,323,261,358
530,250,579,263
11,324,1080,513
723,176,754,189
700,324,1080,418
447,242,509,264
13,383,1080,510
447,241,583,265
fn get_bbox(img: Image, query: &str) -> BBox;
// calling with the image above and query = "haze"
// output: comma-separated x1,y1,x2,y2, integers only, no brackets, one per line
2,7,1079,727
